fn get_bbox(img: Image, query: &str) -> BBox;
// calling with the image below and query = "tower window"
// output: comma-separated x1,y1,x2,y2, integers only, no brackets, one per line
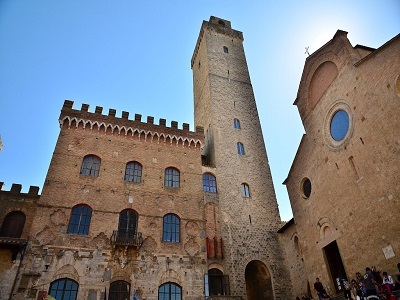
241,183,250,198
68,205,92,235
80,155,100,176
203,173,217,193
234,119,241,129
165,167,180,188
237,142,245,155
124,161,142,182
163,214,180,242
223,46,229,53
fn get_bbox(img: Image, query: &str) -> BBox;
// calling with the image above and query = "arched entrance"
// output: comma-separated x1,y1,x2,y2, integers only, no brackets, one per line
245,260,273,300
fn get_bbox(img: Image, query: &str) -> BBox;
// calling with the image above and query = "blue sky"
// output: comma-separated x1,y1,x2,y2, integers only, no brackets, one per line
0,1,399,221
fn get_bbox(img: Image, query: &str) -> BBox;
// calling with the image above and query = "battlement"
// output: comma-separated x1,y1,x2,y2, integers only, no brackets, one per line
191,16,243,68
0,182,40,197
62,100,201,133
60,100,204,148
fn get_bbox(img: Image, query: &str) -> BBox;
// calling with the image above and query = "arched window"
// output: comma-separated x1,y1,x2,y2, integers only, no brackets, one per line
233,119,241,129
207,268,230,296
109,280,130,300
0,211,26,238
80,155,100,176
124,161,142,182
223,46,229,53
241,183,250,198
116,209,138,243
49,278,79,300
158,282,182,300
165,167,180,188
163,214,180,242
237,142,245,155
203,173,217,193
68,205,92,235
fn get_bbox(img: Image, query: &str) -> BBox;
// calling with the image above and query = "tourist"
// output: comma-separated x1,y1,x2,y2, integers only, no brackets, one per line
314,278,330,300
362,267,377,297
382,271,395,296
341,279,352,299
350,279,358,299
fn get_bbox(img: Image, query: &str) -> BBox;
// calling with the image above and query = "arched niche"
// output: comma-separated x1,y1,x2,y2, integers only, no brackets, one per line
308,61,338,108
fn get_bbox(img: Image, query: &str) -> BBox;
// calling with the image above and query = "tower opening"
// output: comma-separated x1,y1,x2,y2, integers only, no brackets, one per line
245,260,273,300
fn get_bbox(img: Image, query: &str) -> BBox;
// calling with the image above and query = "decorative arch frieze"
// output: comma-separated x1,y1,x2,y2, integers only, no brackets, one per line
59,116,202,149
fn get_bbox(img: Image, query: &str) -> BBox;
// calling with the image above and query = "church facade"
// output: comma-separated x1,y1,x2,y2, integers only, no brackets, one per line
281,30,400,297
0,16,399,300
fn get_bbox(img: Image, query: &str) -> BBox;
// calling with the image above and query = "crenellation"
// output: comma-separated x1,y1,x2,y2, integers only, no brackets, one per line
147,116,154,124
28,185,40,196
183,123,189,131
122,111,129,119
171,121,178,129
81,103,89,112
10,183,22,194
134,113,142,121
159,118,166,126
95,106,103,114
62,99,74,109
108,108,116,117
0,183,40,196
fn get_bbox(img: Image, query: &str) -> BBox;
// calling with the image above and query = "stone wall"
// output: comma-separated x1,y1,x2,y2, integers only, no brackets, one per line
0,183,39,300
192,17,292,299
284,32,400,298
13,102,207,299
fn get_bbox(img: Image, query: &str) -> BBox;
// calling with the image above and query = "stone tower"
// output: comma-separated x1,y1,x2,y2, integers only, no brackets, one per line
191,17,291,299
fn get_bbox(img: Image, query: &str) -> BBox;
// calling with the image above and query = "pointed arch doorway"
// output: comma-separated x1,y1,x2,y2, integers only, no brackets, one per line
245,260,273,300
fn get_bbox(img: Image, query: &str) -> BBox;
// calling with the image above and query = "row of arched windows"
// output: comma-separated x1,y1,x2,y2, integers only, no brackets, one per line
80,156,180,187
67,205,180,241
48,278,181,300
80,155,224,192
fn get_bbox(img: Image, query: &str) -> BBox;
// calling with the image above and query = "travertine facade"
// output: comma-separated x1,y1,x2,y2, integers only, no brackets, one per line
282,31,400,298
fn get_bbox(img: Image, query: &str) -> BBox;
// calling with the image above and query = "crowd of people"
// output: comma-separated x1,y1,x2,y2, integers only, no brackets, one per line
297,263,400,300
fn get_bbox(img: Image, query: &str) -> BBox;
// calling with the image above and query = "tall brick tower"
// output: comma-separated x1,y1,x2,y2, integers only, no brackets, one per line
191,17,291,299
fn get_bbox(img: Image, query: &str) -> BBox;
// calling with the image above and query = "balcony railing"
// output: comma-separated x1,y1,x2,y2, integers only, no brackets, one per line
0,236,27,246
110,230,143,248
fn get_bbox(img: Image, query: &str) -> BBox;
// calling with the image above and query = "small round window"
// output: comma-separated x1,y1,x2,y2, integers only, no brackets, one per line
302,178,311,198
330,110,349,141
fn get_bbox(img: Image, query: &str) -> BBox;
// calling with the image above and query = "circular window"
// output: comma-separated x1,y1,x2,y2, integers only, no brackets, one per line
330,110,349,141
302,178,311,198
324,100,353,149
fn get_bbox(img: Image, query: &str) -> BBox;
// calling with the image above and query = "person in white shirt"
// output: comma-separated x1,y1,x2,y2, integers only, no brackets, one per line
382,271,394,296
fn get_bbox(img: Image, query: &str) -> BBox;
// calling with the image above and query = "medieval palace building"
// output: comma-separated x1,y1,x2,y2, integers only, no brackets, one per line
0,16,399,300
